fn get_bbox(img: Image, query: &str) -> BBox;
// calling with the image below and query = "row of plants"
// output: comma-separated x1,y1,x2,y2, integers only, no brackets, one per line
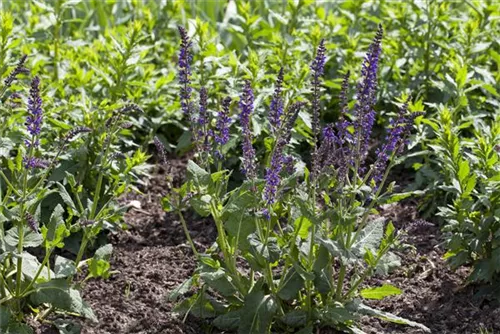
0,0,497,151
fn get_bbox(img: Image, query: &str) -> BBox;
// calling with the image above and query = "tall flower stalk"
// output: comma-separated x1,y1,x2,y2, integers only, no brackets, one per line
239,80,257,180
269,67,284,133
214,96,232,160
178,26,194,125
353,24,383,174
264,101,306,205
310,39,327,183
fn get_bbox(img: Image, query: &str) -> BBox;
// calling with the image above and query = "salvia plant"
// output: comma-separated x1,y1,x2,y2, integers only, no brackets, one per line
164,25,429,333
423,106,500,285
0,56,145,332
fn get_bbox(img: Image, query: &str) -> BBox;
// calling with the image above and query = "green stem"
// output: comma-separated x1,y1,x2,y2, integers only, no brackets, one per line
335,263,346,301
176,209,199,257
0,171,20,197
73,236,89,274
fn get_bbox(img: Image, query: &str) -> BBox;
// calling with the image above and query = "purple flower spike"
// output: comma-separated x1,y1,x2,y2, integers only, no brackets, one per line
178,26,193,123
25,213,38,232
354,25,383,166
372,97,423,184
311,39,327,140
154,136,167,165
196,87,211,153
264,101,306,205
215,96,232,159
239,80,257,180
269,67,284,133
26,76,43,139
23,157,49,169
310,39,327,181
4,55,29,89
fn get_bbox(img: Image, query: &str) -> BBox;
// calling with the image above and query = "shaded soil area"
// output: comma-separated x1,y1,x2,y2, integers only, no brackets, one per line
37,159,500,334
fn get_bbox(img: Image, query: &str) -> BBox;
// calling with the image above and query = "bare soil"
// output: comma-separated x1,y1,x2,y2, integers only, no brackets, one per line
36,159,500,334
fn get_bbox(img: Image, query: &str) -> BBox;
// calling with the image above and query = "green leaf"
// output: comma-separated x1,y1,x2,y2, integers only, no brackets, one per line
4,323,33,334
190,194,212,217
376,252,401,275
360,284,402,300
457,159,470,183
89,244,113,279
238,287,277,334
213,310,241,330
19,252,54,281
222,183,258,251
352,218,385,257
186,160,210,188
317,238,356,263
294,216,312,239
55,256,76,279
349,300,430,332
5,227,42,248
47,117,72,130
199,266,237,297
168,277,194,302
173,292,218,319
277,268,304,301
46,204,65,242
56,182,77,213
248,234,280,264
30,280,97,322
0,305,10,329
316,304,357,325
281,310,307,328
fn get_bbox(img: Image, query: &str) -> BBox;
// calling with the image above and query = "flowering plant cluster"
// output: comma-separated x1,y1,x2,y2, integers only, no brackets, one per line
0,56,146,331
164,26,428,333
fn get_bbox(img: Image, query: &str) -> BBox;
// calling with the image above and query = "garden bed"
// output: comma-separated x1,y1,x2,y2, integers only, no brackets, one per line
31,160,499,334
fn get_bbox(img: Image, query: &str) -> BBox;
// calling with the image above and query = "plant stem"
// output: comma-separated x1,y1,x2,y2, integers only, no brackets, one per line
176,209,199,257
335,262,346,301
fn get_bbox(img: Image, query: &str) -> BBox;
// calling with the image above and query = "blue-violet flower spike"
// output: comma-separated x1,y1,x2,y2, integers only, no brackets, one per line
239,80,257,180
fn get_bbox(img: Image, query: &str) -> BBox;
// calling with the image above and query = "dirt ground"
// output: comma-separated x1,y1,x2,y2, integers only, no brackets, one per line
34,159,500,334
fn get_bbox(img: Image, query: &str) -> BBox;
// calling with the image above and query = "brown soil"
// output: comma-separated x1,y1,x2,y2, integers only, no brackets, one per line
36,159,500,334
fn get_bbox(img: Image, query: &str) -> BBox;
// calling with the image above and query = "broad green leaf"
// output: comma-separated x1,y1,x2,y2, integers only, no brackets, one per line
316,305,357,325
5,227,42,248
18,252,54,281
222,183,259,251
168,277,194,302
30,280,97,322
173,292,218,319
348,300,430,332
294,216,312,239
281,310,307,328
360,284,402,300
190,194,212,217
352,218,385,257
238,287,277,334
277,268,304,301
213,310,241,330
199,266,237,297
0,305,10,329
89,244,113,279
248,234,280,264
56,182,77,213
55,256,76,279
186,160,210,188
